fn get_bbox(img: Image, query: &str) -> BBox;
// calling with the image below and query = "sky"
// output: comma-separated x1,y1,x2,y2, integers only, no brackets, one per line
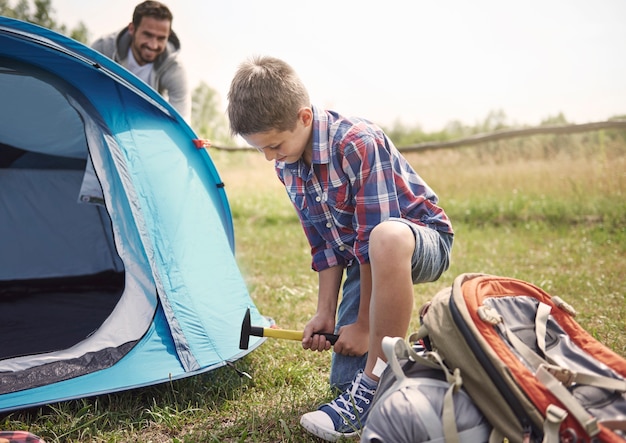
49,0,626,131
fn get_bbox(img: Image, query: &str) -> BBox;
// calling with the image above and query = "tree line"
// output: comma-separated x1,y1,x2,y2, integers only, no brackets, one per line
3,0,624,151
1,0,89,42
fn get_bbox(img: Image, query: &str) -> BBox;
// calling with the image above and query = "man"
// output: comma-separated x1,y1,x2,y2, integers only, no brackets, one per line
92,1,191,121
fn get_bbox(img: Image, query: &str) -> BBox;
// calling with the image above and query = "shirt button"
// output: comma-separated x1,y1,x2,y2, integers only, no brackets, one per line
315,196,321,202
339,246,345,251
326,222,332,228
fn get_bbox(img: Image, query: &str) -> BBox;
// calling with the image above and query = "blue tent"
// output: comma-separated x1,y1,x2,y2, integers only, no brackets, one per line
0,17,267,413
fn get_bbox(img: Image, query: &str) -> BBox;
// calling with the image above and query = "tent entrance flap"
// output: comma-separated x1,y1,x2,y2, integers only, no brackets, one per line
0,56,149,391
0,167,126,360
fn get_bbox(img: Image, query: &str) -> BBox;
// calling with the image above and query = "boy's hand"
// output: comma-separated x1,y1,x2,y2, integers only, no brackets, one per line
333,322,369,357
302,314,335,352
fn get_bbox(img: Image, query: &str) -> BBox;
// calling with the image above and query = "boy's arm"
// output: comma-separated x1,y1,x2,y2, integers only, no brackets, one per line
302,265,343,352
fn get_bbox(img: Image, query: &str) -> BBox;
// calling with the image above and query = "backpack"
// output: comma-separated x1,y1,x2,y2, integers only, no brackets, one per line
361,336,492,442
411,273,626,443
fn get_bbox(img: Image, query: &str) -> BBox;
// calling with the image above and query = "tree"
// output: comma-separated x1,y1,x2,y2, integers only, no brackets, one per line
31,0,56,30
191,82,233,145
67,20,89,44
1,0,89,43
540,112,568,126
480,109,508,133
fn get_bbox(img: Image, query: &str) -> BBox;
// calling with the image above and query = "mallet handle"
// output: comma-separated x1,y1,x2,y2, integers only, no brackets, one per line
263,328,304,341
257,327,339,344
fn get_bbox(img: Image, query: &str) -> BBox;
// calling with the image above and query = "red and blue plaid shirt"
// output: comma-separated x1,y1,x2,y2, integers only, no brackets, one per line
276,106,453,272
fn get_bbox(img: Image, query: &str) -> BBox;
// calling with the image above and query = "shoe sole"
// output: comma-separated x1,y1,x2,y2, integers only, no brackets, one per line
300,416,358,442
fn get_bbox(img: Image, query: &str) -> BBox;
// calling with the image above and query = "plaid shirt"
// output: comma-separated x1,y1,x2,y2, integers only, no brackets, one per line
276,106,453,272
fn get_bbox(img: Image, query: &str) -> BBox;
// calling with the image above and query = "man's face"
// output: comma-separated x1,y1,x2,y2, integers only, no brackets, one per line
128,16,171,65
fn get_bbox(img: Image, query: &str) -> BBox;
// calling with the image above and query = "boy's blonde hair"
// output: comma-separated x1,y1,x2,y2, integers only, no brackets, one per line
227,56,310,136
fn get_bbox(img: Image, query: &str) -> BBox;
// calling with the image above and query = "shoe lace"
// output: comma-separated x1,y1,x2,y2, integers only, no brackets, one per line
327,376,376,421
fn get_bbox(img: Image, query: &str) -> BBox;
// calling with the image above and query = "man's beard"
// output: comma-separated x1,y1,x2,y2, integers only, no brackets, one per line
132,40,159,65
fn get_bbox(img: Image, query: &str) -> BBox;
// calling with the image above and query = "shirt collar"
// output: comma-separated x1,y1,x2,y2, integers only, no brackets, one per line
311,105,331,165
278,105,330,173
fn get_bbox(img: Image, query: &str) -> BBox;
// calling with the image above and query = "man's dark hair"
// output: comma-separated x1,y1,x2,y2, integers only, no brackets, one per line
132,1,173,28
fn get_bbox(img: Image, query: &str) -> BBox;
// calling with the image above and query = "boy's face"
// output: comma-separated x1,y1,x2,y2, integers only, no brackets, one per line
242,108,313,164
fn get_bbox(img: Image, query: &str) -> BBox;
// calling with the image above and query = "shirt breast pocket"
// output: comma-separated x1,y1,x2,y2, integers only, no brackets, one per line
324,184,353,229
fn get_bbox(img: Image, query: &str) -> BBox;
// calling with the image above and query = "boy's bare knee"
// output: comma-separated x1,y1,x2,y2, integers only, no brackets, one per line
369,221,415,262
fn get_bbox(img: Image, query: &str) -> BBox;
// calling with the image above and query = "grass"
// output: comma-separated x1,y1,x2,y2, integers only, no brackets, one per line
2,137,625,442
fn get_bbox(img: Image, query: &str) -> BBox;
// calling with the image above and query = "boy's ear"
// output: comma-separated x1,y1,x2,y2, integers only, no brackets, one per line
299,107,314,127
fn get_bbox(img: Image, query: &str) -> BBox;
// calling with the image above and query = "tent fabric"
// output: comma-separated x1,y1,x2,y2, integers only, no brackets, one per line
0,60,87,159
0,169,122,280
0,17,268,412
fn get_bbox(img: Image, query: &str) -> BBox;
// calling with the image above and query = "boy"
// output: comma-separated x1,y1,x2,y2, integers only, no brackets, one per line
227,56,453,441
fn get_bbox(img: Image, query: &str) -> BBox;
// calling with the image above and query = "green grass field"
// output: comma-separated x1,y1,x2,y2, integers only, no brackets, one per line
2,137,625,442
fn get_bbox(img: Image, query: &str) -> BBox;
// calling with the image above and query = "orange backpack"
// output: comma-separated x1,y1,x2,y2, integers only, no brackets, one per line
412,273,626,443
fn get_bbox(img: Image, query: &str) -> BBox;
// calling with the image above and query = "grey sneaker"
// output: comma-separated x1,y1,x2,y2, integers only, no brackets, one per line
300,370,377,441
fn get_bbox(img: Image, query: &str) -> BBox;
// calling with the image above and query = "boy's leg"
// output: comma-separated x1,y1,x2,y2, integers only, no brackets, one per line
364,219,451,378
301,219,452,441
330,263,367,392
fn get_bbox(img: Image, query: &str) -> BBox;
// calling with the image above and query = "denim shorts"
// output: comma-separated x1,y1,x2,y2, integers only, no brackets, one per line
389,217,453,284
330,219,453,391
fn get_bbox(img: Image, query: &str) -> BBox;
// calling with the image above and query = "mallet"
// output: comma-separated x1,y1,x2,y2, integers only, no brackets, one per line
239,307,339,350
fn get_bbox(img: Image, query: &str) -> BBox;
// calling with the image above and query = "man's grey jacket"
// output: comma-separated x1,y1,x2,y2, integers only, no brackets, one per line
92,26,191,121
